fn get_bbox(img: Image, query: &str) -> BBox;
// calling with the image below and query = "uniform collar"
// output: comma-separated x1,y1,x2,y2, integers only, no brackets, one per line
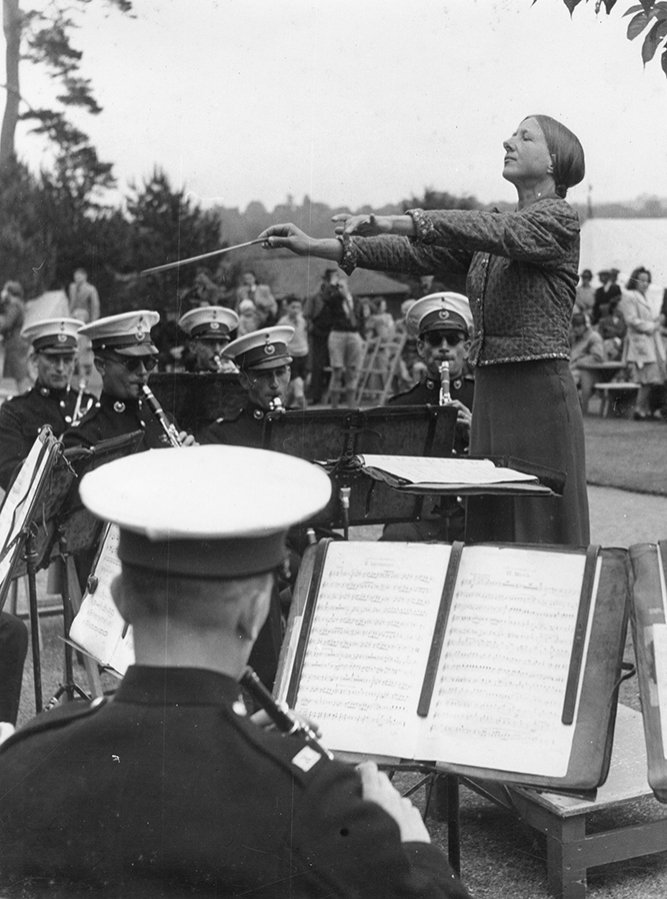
35,382,70,400
100,391,140,412
115,665,241,707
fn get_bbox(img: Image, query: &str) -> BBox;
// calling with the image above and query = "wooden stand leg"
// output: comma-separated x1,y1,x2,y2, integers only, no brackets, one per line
24,532,43,713
545,817,587,899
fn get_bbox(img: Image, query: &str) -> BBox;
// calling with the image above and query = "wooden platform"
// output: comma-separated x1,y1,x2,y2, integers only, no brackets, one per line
464,705,667,898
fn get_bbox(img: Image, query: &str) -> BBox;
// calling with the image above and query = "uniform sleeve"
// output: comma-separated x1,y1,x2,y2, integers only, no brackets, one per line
406,200,579,266
290,762,471,899
0,404,28,490
340,234,471,280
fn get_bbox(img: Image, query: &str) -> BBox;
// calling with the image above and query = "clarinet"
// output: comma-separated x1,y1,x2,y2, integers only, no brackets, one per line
268,396,285,415
438,361,451,405
240,667,333,759
141,385,183,447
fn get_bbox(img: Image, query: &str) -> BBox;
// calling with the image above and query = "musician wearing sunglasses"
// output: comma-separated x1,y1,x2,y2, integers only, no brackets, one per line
63,311,194,451
387,293,474,453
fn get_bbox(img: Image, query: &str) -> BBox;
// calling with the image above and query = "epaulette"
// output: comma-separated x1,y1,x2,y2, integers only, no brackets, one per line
230,707,329,784
0,696,107,753
214,406,244,425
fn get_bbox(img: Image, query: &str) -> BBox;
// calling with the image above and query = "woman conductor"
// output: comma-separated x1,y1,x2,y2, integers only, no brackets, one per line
260,115,588,546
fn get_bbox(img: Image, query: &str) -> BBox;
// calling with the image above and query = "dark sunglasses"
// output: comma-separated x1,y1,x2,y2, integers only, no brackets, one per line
107,353,158,372
423,331,466,348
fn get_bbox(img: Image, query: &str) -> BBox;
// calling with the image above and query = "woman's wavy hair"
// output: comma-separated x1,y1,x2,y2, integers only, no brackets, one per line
626,266,651,291
530,115,585,198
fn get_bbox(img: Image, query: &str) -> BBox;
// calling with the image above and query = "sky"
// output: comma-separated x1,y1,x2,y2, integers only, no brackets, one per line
16,0,667,213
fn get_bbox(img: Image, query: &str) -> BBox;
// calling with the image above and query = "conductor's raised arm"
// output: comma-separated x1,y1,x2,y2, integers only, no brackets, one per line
259,222,343,261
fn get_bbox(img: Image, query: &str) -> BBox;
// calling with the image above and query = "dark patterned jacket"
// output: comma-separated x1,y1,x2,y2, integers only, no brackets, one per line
0,666,469,898
340,198,580,367
0,383,96,489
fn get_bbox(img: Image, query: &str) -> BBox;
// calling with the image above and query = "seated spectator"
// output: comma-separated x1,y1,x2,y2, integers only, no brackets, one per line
569,311,604,413
597,296,626,361
574,269,595,316
0,281,30,394
235,271,277,325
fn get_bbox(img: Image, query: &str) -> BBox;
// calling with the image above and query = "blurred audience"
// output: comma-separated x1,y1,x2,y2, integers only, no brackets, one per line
0,281,30,394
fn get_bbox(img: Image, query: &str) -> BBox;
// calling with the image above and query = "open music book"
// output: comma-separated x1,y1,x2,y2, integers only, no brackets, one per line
276,539,629,790
68,524,134,677
355,455,538,486
628,541,667,802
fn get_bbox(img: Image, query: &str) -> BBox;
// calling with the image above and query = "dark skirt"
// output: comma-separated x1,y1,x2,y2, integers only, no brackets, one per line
466,359,590,546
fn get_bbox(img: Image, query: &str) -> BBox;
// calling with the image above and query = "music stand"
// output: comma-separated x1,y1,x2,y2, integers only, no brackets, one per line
38,431,144,709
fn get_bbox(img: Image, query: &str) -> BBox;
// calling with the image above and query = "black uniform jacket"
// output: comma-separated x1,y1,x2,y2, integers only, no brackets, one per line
198,402,270,449
0,383,96,489
387,374,474,455
62,391,178,451
0,666,469,899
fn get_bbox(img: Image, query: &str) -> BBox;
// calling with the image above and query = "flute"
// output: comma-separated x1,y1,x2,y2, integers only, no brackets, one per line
438,361,451,405
240,667,333,759
141,385,183,447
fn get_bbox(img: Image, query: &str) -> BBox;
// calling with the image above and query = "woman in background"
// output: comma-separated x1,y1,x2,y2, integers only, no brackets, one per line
261,114,588,545
619,266,665,420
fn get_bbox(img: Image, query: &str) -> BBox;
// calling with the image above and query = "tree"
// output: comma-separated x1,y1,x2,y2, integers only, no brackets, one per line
552,0,667,77
1,0,134,166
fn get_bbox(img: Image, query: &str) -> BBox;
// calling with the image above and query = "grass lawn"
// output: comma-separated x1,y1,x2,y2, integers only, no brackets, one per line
584,415,667,496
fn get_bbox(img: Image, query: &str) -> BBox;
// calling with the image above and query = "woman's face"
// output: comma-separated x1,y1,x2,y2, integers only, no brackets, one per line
636,272,650,294
502,117,553,187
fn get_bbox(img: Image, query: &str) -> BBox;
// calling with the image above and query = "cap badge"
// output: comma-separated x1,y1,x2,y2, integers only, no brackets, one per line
210,321,220,331
438,310,450,320
264,343,276,356
57,332,67,343
135,327,146,342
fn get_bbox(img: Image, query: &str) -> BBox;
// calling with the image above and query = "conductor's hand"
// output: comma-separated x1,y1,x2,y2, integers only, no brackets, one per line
332,213,392,238
259,223,312,256
357,760,431,844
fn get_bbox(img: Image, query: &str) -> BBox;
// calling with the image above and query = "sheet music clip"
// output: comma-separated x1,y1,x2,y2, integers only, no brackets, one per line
86,575,99,594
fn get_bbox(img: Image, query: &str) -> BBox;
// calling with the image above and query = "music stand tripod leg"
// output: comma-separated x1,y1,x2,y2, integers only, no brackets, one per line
23,527,43,713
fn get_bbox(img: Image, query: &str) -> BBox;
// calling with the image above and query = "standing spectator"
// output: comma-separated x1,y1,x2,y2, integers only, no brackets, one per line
278,296,309,409
303,270,334,404
235,271,277,325
366,297,396,392
68,267,101,380
569,311,604,413
619,266,666,420
592,268,621,324
0,281,30,394
574,269,595,316
236,299,261,337
313,272,364,409
597,295,626,361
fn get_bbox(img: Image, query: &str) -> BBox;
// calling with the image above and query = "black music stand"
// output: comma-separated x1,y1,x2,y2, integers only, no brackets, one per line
35,431,144,709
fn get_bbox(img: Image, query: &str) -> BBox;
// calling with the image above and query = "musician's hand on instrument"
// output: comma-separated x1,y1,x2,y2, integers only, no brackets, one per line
179,432,198,447
259,223,312,256
331,213,392,237
250,707,322,738
447,400,472,429
357,761,431,843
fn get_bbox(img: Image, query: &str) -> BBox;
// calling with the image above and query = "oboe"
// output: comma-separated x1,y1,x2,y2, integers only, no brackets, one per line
438,360,451,405
240,667,333,759
141,385,183,447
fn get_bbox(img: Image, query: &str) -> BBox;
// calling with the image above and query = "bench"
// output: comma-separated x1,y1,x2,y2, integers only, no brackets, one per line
594,382,640,418
463,705,667,898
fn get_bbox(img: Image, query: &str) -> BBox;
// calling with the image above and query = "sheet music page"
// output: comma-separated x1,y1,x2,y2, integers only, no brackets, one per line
294,541,450,757
69,524,135,676
419,546,596,777
357,455,536,485
0,432,53,587
652,624,667,760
